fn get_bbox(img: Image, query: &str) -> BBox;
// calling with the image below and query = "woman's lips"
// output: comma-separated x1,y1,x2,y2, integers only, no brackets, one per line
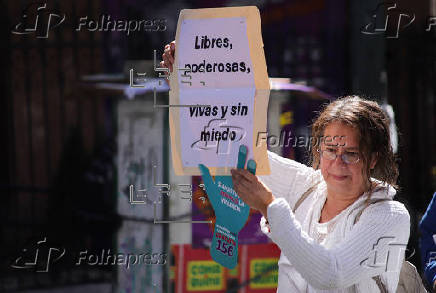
330,174,348,181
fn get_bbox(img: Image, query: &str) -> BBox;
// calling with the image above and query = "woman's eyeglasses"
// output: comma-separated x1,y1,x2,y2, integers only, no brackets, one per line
317,148,360,164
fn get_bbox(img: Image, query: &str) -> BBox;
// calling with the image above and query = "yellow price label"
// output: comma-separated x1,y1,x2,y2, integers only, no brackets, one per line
249,258,279,289
187,261,224,291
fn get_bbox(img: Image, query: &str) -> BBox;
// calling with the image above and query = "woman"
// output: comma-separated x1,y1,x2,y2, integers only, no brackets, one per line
161,42,410,292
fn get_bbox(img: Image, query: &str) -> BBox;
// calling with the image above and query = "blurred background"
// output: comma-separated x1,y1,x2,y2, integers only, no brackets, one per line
0,0,435,292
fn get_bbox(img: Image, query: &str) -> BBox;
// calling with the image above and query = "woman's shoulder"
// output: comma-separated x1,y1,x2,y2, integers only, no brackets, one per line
359,181,410,219
363,198,410,223
350,198,411,245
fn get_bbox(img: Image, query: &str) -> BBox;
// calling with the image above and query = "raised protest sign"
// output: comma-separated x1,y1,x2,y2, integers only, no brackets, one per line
169,6,270,175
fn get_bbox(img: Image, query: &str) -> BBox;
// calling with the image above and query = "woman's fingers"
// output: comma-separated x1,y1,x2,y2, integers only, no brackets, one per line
232,169,257,185
162,51,173,72
232,171,247,189
168,41,175,63
164,45,174,64
232,169,259,195
162,41,176,71
231,169,248,184
159,61,170,77
234,174,252,194
169,41,176,59
232,171,260,209
232,168,274,214
233,180,254,207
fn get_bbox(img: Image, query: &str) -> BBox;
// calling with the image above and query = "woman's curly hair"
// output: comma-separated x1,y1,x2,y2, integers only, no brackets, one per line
310,96,399,192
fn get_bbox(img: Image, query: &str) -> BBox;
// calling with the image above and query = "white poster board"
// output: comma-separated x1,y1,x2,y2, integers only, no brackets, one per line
169,6,270,175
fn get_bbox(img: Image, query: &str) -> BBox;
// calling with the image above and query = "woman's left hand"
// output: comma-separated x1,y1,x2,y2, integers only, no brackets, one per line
231,169,275,217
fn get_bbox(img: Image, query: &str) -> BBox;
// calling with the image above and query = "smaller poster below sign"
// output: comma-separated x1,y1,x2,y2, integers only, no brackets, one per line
171,243,281,293
240,243,281,293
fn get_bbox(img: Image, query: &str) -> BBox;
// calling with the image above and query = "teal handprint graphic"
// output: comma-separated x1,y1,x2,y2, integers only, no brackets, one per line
198,145,256,269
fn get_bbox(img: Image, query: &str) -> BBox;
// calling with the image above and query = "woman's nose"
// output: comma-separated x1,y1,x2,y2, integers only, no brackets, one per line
333,154,347,167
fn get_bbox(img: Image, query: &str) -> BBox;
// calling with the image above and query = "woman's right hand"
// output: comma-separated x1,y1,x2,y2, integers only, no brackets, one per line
160,40,176,73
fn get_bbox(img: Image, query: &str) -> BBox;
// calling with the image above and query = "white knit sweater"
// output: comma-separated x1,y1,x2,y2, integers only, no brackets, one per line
258,151,411,293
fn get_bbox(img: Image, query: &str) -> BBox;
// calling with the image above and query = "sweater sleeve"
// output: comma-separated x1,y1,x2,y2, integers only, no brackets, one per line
419,192,436,285
258,151,320,238
258,151,320,206
266,197,410,290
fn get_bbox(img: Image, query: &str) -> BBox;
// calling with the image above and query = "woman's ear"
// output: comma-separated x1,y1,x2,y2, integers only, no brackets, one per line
370,153,378,169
